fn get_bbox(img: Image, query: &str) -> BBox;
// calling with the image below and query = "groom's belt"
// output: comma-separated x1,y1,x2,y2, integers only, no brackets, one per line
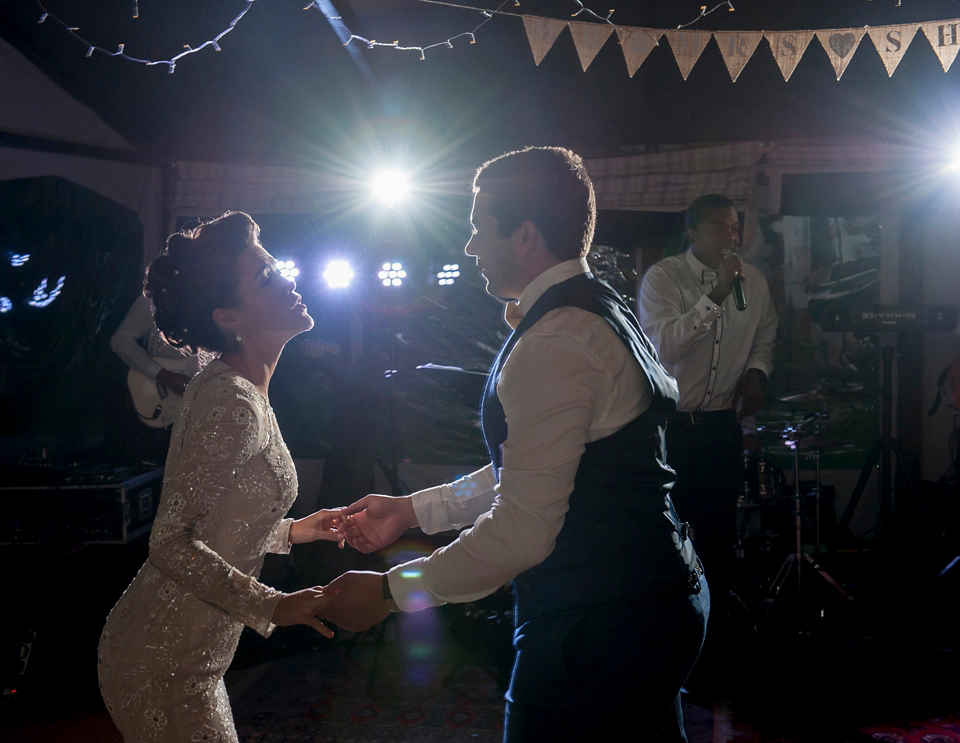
617,558,704,606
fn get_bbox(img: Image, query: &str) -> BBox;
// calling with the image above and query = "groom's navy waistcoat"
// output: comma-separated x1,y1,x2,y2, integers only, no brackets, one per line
480,272,697,625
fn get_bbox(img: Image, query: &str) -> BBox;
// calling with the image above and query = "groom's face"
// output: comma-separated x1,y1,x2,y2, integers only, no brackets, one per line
464,191,522,302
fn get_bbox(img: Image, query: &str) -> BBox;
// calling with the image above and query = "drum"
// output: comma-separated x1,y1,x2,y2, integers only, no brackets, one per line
741,451,785,506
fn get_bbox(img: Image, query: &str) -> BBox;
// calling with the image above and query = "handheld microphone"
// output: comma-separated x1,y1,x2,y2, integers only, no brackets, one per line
732,275,746,312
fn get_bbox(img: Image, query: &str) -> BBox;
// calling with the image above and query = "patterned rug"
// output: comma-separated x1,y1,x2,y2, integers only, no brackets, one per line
231,634,504,743
862,713,960,743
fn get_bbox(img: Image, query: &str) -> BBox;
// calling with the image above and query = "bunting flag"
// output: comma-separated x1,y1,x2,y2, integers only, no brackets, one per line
716,30,764,81
867,24,919,76
765,30,815,81
568,20,613,72
617,27,660,78
920,19,960,71
519,14,960,80
816,27,866,80
664,29,711,80
522,15,567,66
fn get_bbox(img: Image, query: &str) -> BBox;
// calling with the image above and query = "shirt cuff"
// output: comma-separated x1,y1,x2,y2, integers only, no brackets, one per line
745,361,773,378
411,484,454,535
386,559,445,613
691,294,721,330
411,465,497,534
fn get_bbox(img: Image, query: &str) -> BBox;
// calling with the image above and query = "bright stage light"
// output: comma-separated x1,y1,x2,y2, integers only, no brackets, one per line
378,261,406,287
323,260,355,289
370,170,410,206
276,259,299,280
947,143,960,174
436,263,460,286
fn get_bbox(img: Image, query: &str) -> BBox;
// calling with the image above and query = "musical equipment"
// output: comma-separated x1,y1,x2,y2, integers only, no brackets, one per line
415,363,488,410
776,382,863,403
820,304,957,333
760,416,853,628
127,358,195,429
797,433,848,450
587,244,637,303
298,338,341,358
0,466,163,545
732,276,746,311
127,340,339,429
741,450,784,506
838,346,931,543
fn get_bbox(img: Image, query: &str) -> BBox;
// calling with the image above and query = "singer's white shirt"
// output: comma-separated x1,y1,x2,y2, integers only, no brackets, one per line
638,248,777,413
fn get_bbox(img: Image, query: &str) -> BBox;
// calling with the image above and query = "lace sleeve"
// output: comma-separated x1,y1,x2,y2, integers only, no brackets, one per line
147,378,283,637
264,518,294,554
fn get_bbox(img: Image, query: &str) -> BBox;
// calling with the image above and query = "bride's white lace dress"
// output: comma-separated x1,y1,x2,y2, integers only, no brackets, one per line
98,360,298,742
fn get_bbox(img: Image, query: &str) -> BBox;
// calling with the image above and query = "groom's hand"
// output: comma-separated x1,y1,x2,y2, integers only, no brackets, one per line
321,571,391,632
340,495,418,553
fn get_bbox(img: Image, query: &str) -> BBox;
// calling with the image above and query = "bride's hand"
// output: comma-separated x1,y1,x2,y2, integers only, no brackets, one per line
289,508,346,546
271,587,334,637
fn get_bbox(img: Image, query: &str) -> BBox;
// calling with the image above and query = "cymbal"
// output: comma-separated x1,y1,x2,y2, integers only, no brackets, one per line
777,389,826,402
777,383,864,402
797,433,849,449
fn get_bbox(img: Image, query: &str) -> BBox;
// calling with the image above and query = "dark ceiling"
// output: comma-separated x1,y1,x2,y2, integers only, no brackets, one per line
1,0,959,169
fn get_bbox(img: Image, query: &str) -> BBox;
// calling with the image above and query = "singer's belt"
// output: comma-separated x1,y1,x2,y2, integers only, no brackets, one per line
671,409,737,426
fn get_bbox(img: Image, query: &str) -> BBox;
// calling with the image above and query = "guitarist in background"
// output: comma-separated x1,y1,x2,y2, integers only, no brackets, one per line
110,294,203,460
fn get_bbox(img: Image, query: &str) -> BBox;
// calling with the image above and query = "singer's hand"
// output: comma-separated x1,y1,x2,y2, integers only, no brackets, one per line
707,251,744,305
734,368,766,420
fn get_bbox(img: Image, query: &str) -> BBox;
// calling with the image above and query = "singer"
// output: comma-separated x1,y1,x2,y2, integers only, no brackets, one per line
637,193,778,690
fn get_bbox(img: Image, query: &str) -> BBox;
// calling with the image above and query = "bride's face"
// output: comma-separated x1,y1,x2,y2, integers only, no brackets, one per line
224,243,314,345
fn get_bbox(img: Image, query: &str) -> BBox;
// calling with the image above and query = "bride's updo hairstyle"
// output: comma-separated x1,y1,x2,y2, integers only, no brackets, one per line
145,211,259,354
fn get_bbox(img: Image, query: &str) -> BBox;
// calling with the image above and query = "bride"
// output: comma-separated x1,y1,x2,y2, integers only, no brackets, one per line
98,211,342,742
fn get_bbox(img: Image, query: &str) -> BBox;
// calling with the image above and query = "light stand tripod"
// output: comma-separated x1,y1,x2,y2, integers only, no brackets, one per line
760,418,853,628
837,346,928,543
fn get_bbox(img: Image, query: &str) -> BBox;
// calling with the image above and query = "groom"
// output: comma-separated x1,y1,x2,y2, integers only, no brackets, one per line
323,146,708,742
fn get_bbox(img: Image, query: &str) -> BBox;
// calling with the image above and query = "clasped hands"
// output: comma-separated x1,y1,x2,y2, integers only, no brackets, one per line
272,495,418,635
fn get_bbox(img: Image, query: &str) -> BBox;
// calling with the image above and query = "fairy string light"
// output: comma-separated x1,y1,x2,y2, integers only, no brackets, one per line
308,0,635,60
303,0,518,61
32,0,256,73
28,0,728,71
677,1,735,30
570,1,614,24
405,0,733,34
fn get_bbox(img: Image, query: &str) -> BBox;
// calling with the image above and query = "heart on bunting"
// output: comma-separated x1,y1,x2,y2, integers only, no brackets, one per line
829,32,857,57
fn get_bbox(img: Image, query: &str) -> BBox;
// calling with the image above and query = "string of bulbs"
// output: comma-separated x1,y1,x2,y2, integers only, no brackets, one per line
27,0,746,72
33,0,256,74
